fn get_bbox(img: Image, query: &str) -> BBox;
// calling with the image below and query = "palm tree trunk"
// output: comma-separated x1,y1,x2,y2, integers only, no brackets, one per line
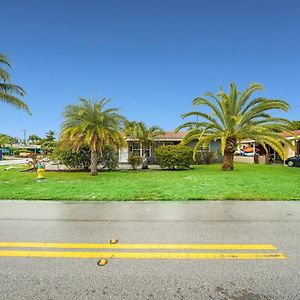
90,150,98,176
222,152,234,170
222,137,237,171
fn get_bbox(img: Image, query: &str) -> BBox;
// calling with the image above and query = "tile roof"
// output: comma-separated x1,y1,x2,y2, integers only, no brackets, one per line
124,131,187,141
280,129,300,138
156,131,187,140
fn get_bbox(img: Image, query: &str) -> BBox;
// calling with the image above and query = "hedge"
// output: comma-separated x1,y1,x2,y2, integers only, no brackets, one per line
155,145,193,169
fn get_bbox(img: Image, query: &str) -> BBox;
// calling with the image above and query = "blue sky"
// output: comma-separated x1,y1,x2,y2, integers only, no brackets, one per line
1,0,300,139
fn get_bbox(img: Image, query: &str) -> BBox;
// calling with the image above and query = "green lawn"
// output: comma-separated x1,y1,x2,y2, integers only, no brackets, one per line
0,163,299,200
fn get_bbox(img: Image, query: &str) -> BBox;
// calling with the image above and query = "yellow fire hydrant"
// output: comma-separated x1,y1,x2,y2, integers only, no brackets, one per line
36,163,45,179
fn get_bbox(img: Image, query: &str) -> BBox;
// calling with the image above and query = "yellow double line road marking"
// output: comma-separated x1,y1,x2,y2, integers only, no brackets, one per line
0,250,286,260
0,242,287,260
0,242,278,250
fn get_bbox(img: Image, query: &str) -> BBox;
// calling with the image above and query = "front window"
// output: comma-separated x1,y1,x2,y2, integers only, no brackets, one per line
163,141,174,146
198,145,210,152
129,142,151,157
132,142,141,156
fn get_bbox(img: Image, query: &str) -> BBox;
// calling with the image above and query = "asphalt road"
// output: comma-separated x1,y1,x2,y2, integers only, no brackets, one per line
0,200,299,300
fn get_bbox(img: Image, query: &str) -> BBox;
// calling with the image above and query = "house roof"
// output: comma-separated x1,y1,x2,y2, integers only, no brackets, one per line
125,131,188,141
155,131,187,140
240,130,300,144
11,144,41,149
280,130,300,138
125,129,300,143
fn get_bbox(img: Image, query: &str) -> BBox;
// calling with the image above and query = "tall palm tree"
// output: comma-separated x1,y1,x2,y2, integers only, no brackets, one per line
60,98,126,175
45,130,56,141
0,54,30,114
125,121,164,169
176,82,293,170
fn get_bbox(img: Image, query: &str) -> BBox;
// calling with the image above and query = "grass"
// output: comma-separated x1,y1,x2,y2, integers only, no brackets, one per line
0,163,299,200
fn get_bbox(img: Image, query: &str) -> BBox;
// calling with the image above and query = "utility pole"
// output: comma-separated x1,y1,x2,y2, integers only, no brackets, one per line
22,129,27,145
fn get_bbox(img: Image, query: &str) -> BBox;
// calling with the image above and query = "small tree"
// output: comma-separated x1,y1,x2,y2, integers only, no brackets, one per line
41,130,57,154
41,140,58,155
128,154,142,170
195,151,218,165
0,135,12,147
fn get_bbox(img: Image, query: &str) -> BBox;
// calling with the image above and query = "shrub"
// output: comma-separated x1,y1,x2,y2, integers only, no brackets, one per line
53,146,91,170
128,155,142,170
155,145,193,169
41,140,58,155
12,148,20,156
52,145,119,171
100,145,118,171
195,151,218,165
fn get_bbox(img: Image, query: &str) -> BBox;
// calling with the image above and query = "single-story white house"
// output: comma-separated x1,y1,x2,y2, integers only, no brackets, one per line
118,131,222,163
119,129,300,164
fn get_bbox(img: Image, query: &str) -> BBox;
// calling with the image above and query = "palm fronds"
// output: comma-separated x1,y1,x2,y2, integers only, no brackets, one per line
177,82,292,170
0,53,30,114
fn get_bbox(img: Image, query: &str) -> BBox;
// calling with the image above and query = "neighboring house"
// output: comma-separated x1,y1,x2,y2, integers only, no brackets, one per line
237,130,300,162
8,144,42,156
0,144,41,159
118,131,222,163
281,130,300,158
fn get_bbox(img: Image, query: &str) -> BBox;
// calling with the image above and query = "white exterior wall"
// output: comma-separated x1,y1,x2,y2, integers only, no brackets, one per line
258,155,266,164
284,140,295,158
234,155,267,164
119,147,128,163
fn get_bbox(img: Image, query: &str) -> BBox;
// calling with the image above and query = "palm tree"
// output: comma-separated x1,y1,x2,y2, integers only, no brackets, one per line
0,54,30,114
60,98,126,175
176,82,293,171
125,121,164,169
45,130,56,141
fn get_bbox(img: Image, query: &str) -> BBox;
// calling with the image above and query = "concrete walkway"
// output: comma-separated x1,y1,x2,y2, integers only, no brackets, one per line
0,158,161,171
